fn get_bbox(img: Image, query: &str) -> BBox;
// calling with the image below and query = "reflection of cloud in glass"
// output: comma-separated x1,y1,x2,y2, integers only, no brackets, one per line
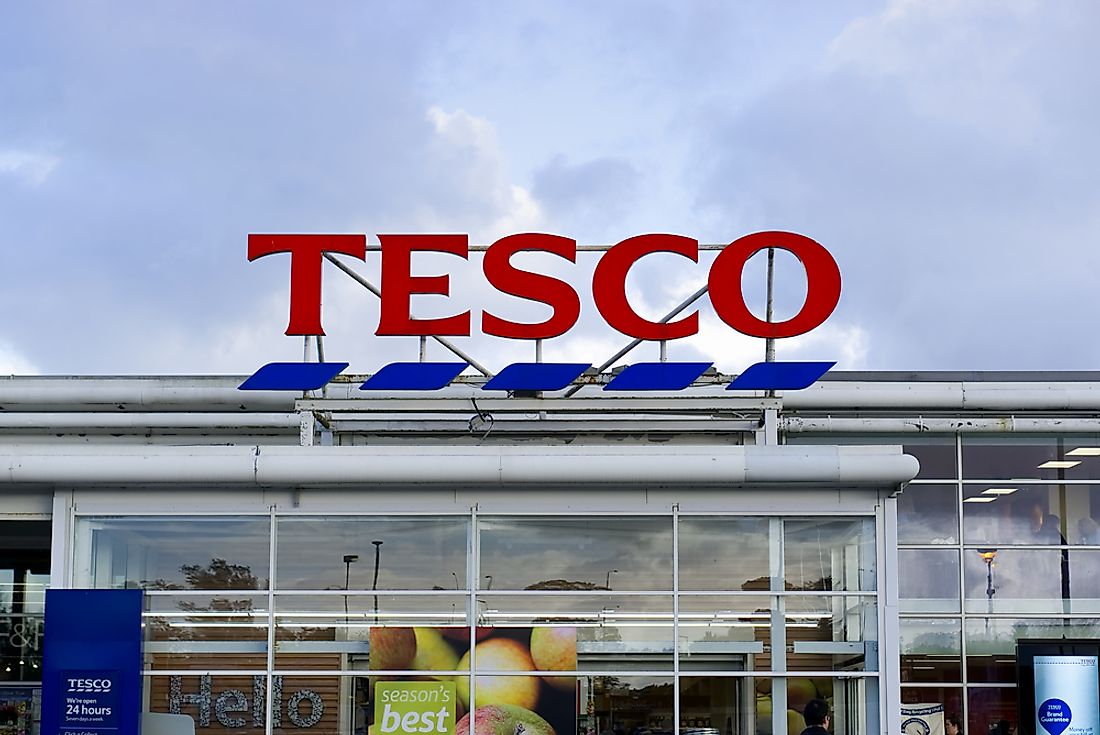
478,517,672,590
784,519,875,592
678,518,769,591
86,518,271,589
276,518,468,591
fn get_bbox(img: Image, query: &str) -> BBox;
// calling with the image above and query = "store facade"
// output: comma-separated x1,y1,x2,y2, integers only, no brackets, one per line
3,372,1100,735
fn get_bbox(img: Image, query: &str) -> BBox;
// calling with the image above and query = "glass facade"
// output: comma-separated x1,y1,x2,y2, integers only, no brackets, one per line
0,521,50,735
8,385,1100,735
891,434,1100,735
70,512,882,735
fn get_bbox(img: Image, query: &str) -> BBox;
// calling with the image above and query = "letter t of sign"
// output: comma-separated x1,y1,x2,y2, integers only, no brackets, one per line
247,234,367,336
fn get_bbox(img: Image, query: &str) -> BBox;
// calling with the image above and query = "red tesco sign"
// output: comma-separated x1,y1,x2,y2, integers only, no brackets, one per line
247,231,841,341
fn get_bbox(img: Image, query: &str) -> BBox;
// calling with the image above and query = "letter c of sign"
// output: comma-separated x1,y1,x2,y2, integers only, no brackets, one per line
707,231,841,338
592,234,700,340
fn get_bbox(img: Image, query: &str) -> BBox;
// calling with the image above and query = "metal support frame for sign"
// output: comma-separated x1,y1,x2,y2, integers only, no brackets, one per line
323,253,493,377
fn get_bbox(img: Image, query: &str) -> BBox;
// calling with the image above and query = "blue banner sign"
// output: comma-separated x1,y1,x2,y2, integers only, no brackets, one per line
42,590,143,735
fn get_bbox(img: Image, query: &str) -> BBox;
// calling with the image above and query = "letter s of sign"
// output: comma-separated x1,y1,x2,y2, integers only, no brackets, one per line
708,231,841,338
247,234,367,336
482,233,580,339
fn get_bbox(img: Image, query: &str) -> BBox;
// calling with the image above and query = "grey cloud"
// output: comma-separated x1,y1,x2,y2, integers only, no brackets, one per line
0,3,529,373
690,0,1100,369
532,155,641,236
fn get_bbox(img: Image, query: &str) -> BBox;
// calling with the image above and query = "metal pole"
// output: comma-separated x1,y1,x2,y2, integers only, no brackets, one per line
765,248,776,363
343,554,358,624
563,284,709,397
371,540,383,625
324,254,494,377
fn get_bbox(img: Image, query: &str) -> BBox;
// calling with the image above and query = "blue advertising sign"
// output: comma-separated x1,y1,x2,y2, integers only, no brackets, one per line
42,590,143,735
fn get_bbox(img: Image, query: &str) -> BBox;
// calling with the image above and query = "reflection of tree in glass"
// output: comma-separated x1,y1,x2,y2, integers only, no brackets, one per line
910,631,958,655
526,579,605,591
142,557,263,593
142,559,264,643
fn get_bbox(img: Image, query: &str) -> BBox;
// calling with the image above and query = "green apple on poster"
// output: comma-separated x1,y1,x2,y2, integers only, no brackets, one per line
375,682,457,735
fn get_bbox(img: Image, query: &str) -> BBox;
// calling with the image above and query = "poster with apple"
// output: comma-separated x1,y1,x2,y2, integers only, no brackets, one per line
368,627,577,735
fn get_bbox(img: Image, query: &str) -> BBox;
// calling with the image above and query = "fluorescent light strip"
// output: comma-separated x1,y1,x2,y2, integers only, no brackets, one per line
982,488,1018,495
1038,460,1081,469
964,497,997,503
1067,448,1100,456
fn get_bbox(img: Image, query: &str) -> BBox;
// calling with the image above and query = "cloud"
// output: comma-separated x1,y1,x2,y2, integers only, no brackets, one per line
3,2,1099,376
0,149,60,187
0,339,38,375
532,155,641,237
690,0,1100,370
419,107,544,239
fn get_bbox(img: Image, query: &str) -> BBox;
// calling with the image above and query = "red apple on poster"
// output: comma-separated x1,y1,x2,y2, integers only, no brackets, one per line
456,705,556,735
442,627,494,644
369,627,417,670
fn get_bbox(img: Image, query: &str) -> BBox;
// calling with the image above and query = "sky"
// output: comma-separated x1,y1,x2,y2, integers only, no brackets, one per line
2,0,1099,376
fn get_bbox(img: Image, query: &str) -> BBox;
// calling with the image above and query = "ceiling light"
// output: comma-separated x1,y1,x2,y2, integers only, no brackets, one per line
1067,448,1100,456
982,488,1018,495
1038,460,1080,469
964,496,997,503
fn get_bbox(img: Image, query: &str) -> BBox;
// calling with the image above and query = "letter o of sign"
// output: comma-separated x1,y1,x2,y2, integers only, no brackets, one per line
708,231,841,338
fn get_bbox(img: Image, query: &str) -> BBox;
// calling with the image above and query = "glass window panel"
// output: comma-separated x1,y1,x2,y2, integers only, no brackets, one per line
786,435,957,479
148,674,340,732
963,436,1100,481
0,571,12,615
784,518,876,592
476,594,673,670
787,677,874,735
680,676,762,735
678,517,770,591
965,618,1100,683
147,652,268,672
470,675,669,735
1068,550,1100,610
964,484,1100,546
678,595,773,672
899,549,961,613
899,484,959,544
276,516,468,591
899,618,961,683
145,593,269,646
77,517,271,590
901,688,963,729
784,595,877,672
963,549,1077,614
316,674,682,735
478,517,672,591
274,624,471,675
273,595,469,656
968,687,1017,735
0,610,44,681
